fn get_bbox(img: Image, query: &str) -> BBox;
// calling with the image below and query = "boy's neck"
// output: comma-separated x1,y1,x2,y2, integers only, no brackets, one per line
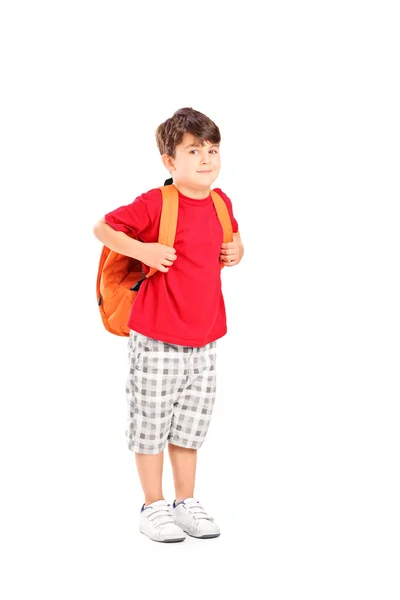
172,182,211,200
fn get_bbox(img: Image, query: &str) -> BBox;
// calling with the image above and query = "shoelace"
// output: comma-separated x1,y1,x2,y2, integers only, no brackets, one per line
144,504,175,530
182,500,214,521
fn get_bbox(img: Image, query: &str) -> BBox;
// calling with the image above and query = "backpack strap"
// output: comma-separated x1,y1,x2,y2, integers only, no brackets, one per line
211,189,233,242
158,184,179,246
210,190,233,270
147,184,179,276
131,184,179,291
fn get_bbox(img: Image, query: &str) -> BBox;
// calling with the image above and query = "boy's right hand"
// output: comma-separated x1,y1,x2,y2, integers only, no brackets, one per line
138,243,177,273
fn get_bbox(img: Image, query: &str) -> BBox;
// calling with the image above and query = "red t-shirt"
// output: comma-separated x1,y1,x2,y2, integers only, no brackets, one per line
104,186,239,347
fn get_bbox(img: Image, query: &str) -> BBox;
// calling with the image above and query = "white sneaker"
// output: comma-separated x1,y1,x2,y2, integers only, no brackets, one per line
140,500,186,543
172,498,220,539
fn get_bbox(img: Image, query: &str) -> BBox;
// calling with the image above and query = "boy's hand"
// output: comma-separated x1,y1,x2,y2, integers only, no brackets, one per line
139,243,177,273
219,233,244,267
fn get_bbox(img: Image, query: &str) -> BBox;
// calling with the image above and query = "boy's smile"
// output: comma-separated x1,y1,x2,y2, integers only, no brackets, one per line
162,132,221,199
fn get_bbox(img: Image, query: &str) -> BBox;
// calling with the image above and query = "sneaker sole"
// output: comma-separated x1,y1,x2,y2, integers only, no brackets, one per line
140,530,186,543
181,528,220,539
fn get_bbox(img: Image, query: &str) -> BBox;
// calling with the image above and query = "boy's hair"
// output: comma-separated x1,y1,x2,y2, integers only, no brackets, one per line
155,107,221,158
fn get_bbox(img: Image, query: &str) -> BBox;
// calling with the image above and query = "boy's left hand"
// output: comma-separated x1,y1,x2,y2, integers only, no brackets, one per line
219,234,244,267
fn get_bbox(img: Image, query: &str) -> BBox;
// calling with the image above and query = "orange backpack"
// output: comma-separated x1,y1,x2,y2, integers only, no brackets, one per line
96,183,233,337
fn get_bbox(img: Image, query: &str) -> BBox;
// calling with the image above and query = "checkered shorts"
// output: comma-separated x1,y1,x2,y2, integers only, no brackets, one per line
125,330,217,454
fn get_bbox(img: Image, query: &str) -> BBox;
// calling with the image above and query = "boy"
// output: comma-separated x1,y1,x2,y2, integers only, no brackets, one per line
93,107,244,543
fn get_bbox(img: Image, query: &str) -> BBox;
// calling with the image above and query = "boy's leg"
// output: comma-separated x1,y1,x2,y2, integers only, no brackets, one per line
167,342,220,538
136,449,187,543
167,340,216,503
168,444,197,502
125,331,190,542
135,451,165,507
126,331,176,506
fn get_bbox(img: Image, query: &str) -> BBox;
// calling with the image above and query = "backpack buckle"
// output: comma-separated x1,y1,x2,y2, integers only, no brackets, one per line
131,277,146,292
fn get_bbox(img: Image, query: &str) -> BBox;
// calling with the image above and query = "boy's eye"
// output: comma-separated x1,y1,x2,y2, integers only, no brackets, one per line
189,149,218,154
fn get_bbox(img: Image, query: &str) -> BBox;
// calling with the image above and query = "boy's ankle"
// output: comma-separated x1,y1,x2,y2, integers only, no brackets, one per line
173,497,191,507
144,497,165,508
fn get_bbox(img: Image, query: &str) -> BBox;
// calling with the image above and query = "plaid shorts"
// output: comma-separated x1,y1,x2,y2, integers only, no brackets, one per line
125,330,217,454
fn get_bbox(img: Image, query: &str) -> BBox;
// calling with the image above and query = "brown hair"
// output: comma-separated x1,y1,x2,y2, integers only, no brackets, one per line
155,107,221,158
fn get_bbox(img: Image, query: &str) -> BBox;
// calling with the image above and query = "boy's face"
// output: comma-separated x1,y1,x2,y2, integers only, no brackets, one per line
162,132,221,196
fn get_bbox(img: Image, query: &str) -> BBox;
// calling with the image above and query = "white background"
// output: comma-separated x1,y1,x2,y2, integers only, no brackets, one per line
1,1,399,598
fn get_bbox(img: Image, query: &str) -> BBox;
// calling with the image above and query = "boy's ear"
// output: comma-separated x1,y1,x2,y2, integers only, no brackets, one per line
161,153,175,172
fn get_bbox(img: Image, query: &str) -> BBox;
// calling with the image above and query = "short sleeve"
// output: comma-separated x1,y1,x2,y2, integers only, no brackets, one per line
104,195,151,239
213,188,239,233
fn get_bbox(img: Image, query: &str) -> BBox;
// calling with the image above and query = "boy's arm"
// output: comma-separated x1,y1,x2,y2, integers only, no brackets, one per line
233,231,244,262
220,230,244,266
233,230,243,245
93,218,177,272
93,217,145,260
